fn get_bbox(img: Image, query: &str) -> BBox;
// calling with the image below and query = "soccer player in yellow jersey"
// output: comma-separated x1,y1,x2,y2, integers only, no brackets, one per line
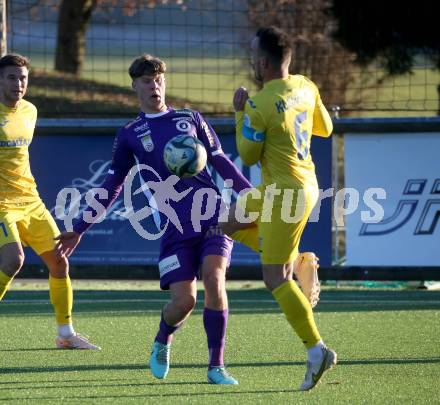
0,54,99,350
220,27,337,391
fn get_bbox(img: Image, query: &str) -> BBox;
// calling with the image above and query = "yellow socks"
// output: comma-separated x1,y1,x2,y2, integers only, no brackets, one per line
49,276,73,326
231,226,260,253
272,280,321,348
0,270,13,300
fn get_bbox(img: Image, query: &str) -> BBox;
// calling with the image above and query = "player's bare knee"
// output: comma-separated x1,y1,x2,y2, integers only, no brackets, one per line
262,265,287,292
203,269,225,292
263,278,276,291
173,294,196,316
1,253,25,277
48,255,69,278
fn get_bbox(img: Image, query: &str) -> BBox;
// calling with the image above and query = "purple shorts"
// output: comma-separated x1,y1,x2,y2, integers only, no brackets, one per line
158,228,233,290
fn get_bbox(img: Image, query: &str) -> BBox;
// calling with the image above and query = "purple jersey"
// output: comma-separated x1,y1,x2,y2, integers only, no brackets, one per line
73,108,251,252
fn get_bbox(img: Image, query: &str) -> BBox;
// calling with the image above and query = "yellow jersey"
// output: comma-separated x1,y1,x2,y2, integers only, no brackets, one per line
235,75,333,188
0,99,39,209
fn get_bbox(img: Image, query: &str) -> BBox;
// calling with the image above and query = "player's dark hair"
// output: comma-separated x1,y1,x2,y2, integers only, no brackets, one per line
256,26,292,66
129,54,166,79
0,53,30,73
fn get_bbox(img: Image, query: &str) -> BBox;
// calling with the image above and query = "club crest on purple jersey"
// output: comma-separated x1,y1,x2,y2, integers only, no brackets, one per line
139,133,154,152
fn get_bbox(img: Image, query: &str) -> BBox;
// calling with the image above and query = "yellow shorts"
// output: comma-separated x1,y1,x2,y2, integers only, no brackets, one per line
236,183,319,265
0,200,60,255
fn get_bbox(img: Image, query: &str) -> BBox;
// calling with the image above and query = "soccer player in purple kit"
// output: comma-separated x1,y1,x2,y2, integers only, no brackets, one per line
55,54,253,384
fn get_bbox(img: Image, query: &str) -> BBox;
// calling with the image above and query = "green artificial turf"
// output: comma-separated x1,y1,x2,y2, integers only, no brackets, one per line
1,281,439,403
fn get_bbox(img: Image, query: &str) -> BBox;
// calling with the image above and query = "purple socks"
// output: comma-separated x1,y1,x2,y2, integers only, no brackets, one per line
155,312,181,345
203,308,228,368
155,308,229,368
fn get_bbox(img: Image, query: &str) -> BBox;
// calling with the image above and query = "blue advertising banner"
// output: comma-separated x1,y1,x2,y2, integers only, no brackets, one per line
28,129,332,266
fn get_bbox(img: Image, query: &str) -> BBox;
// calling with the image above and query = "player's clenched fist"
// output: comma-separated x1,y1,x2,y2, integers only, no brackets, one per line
233,86,249,111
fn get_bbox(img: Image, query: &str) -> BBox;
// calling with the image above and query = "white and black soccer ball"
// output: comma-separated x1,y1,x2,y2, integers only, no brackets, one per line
163,134,207,178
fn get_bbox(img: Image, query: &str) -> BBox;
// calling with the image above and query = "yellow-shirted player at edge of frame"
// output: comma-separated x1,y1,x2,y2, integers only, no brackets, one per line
0,53,100,350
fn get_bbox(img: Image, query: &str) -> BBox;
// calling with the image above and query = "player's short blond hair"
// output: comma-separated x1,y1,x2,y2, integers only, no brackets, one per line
0,53,30,73
129,54,166,79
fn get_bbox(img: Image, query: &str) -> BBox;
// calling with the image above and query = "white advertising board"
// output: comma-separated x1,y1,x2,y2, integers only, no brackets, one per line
344,133,440,266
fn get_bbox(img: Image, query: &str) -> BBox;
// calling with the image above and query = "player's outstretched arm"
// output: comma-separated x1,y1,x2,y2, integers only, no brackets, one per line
71,128,134,236
209,153,252,194
54,232,82,258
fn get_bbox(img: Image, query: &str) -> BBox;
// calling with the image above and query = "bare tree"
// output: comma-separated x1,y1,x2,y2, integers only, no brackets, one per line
54,0,185,75
55,0,97,75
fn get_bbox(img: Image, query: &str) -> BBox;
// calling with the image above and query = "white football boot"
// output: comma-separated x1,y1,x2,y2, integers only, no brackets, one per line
300,346,337,391
56,333,101,350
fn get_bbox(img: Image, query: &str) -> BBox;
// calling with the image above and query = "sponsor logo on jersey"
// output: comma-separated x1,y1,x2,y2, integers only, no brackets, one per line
201,120,215,147
134,122,150,132
136,130,152,138
204,224,224,238
172,116,191,122
174,108,194,117
158,254,180,277
0,138,32,147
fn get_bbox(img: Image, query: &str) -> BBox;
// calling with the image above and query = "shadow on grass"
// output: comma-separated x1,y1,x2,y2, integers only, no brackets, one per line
27,69,206,118
1,388,296,402
0,348,59,352
2,289,440,316
0,381,208,391
1,357,439,375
